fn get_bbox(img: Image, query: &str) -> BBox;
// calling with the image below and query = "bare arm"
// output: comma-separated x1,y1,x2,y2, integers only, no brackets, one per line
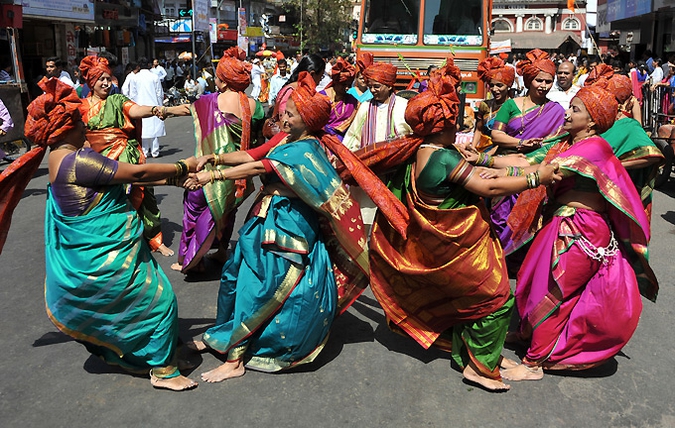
110,157,198,185
463,162,561,197
128,104,190,120
622,157,662,170
185,160,267,189
196,151,256,170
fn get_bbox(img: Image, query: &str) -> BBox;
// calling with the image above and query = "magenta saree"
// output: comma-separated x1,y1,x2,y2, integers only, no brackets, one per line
516,136,658,370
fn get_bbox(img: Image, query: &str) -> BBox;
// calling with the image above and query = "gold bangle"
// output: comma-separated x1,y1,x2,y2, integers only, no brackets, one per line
209,170,215,184
151,106,158,115
218,169,225,180
212,153,219,166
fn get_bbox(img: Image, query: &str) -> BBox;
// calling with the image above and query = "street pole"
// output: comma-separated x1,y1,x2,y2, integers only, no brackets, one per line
300,0,303,54
192,9,197,77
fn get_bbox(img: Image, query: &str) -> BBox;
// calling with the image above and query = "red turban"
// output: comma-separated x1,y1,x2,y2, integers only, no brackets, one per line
356,52,374,74
477,56,515,87
25,77,82,148
290,71,331,132
574,85,618,134
331,57,356,84
216,47,252,92
363,62,398,87
0,78,82,254
585,64,633,104
79,55,112,90
405,59,462,136
516,49,557,88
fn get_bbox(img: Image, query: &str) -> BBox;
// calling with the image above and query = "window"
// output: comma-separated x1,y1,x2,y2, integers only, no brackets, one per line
562,18,580,31
361,0,419,44
525,17,542,31
492,18,512,33
423,0,483,45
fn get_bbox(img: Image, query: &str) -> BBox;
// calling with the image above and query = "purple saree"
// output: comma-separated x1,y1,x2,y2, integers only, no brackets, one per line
490,99,565,255
320,90,359,141
516,136,657,370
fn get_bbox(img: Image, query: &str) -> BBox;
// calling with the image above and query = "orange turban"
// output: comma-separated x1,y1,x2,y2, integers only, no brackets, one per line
331,57,356,84
216,47,252,92
290,71,331,132
516,49,557,87
585,64,633,104
25,77,82,148
574,85,618,134
363,62,398,87
405,58,462,136
79,55,112,90
356,52,374,74
477,56,515,87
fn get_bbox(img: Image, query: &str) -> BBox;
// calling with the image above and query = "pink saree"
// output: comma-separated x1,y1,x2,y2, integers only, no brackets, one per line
515,136,658,370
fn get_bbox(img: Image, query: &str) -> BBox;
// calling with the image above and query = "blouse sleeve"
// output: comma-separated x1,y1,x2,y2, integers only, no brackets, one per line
73,148,119,187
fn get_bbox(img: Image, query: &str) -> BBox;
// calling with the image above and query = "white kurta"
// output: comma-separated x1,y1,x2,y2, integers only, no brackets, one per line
127,69,165,139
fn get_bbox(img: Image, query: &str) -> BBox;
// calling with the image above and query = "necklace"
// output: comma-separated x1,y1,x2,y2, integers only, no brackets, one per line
54,143,79,152
519,97,546,135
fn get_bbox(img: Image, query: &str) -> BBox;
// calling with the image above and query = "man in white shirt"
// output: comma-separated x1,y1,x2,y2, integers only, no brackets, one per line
126,57,165,158
250,58,265,100
647,57,664,86
268,59,290,107
150,58,167,84
45,57,75,87
547,61,580,110
316,56,334,92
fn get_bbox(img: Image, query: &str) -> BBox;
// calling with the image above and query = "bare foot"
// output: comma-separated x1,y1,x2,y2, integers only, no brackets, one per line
463,362,510,392
201,360,245,383
186,340,208,352
150,372,198,391
170,262,183,271
155,244,174,257
501,364,544,381
499,356,520,370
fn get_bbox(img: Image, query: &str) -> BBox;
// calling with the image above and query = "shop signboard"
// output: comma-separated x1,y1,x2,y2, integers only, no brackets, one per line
22,0,95,22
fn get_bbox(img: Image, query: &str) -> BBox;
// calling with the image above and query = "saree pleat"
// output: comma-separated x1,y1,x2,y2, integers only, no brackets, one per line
370,162,512,378
45,185,179,376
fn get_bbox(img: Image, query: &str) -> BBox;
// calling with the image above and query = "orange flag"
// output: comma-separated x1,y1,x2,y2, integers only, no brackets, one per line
567,0,575,12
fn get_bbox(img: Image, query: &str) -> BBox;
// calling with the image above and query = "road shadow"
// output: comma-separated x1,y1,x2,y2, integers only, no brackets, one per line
158,217,182,247
22,187,47,199
661,210,675,227
32,331,74,347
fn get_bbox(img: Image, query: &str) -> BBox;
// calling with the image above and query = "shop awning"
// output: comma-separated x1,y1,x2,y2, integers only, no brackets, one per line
492,31,581,50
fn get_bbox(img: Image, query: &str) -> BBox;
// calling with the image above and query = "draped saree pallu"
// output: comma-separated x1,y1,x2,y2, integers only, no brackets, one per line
80,94,164,251
202,138,368,372
516,136,658,370
177,92,263,272
369,149,513,381
45,183,180,379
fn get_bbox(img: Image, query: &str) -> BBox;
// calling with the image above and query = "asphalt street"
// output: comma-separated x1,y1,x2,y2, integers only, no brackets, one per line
1,115,675,428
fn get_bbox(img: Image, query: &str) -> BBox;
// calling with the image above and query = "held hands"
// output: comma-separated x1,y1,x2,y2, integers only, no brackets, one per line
520,138,544,149
455,142,480,163
182,156,200,173
478,166,505,179
537,161,563,186
196,155,214,171
182,171,212,191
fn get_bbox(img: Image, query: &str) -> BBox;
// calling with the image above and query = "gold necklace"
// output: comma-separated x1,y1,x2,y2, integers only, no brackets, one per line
519,97,546,135
54,143,79,152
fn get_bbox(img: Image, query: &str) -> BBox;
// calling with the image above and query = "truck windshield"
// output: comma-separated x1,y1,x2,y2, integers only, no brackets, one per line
423,0,483,46
361,0,420,45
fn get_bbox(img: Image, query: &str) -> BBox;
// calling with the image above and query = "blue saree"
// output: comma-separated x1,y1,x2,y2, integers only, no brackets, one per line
45,181,180,378
203,138,368,371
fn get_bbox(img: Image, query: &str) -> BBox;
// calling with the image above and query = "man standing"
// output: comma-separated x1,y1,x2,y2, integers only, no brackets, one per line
268,58,290,107
150,58,167,85
250,58,264,100
45,57,75,87
547,61,579,110
126,57,165,158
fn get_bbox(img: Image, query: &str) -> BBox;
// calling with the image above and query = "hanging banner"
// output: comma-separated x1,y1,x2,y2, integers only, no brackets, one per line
193,0,210,32
22,0,95,22
238,7,247,36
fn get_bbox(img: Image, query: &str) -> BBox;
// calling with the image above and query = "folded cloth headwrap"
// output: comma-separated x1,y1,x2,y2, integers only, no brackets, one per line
477,56,515,87
356,52,374,74
290,71,331,132
363,62,398,87
216,47,252,92
0,78,82,254
332,57,356,84
79,55,112,90
574,85,618,133
516,49,557,88
585,64,634,104
405,58,462,136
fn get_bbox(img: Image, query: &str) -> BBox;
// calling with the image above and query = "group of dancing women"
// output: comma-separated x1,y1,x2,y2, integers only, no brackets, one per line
0,47,659,392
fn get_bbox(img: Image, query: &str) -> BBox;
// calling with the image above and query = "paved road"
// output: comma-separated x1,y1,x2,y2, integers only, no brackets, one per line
1,115,675,428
